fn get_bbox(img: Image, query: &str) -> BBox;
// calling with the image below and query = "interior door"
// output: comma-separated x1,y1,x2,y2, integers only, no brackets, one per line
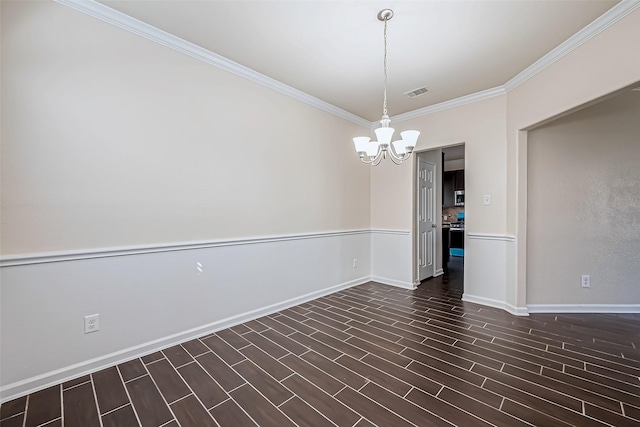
418,158,436,281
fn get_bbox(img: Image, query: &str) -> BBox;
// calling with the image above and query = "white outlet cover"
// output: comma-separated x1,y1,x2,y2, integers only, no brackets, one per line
84,314,100,333
483,195,491,206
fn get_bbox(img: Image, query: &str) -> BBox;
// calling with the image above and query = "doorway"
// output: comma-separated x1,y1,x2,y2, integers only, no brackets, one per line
415,145,465,293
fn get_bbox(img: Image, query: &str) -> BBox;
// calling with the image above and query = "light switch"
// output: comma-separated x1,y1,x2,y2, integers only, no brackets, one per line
483,195,491,206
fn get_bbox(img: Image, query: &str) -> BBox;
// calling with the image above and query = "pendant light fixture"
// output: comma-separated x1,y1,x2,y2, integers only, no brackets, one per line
353,9,420,165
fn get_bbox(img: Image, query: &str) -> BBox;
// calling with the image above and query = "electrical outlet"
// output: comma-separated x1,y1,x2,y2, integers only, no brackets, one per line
352,258,358,268
483,195,492,206
581,275,590,288
84,314,100,334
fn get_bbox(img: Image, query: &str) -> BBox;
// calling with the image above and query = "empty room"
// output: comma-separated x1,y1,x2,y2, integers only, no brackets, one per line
1,1,639,426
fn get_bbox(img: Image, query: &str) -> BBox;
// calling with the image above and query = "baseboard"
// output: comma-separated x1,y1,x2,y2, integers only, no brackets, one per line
462,293,529,316
434,268,444,277
527,304,640,314
370,276,417,290
0,277,368,403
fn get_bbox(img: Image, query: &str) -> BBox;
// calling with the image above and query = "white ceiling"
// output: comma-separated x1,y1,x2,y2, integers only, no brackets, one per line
97,0,619,122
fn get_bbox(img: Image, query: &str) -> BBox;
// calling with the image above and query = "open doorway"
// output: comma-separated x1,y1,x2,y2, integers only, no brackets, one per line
415,144,465,294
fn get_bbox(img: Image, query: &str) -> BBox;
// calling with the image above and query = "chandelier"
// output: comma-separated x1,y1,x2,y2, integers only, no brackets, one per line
353,9,420,165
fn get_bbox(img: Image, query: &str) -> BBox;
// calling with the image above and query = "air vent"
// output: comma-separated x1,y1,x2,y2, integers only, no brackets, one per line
405,86,429,98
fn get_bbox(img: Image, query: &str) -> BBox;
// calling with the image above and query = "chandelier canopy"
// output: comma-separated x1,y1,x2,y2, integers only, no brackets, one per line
353,9,420,166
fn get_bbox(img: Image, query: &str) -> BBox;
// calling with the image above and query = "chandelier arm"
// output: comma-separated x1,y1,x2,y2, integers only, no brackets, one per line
387,145,410,163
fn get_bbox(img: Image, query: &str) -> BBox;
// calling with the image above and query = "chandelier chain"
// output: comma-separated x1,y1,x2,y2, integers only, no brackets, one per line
383,18,388,117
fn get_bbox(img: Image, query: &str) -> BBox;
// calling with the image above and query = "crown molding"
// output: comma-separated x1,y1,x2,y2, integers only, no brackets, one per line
391,87,506,124
54,0,639,128
504,0,640,92
53,0,371,128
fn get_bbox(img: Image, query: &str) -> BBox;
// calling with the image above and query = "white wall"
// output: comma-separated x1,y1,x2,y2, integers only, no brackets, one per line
0,0,372,400
527,90,640,307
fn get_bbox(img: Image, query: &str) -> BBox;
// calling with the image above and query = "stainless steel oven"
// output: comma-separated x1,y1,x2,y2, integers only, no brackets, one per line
455,190,464,206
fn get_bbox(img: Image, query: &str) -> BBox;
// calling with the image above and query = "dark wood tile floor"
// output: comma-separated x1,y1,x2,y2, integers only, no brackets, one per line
2,273,640,426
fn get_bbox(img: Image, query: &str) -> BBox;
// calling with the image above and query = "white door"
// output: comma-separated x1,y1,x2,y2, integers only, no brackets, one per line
418,158,436,281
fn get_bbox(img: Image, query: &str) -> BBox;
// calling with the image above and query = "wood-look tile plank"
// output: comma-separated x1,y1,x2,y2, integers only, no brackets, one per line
0,396,26,420
437,387,531,427
0,414,25,427
399,338,475,370
101,405,140,427
230,384,295,427
585,403,640,427
126,375,174,427
201,334,246,365
216,329,251,350
243,331,289,359
363,383,463,427
406,360,502,409
177,361,229,409
24,385,61,427
230,323,251,334
361,353,441,395
244,319,269,333
335,354,412,397
481,378,605,427
500,399,573,427
623,403,640,421
92,366,129,414
270,314,317,335
279,396,335,427
141,352,164,365
162,344,194,368
260,328,308,355
346,336,411,367
254,316,296,336
502,363,623,413
62,375,90,390
118,358,147,382
304,311,351,332
196,351,245,392
62,382,101,427
146,359,191,404
542,366,640,408
239,344,293,381
289,332,343,360
170,395,218,427
309,330,368,359
404,348,485,386
280,354,345,395
232,360,293,405
181,339,210,357
282,374,360,427
301,351,367,390
209,399,257,426
334,386,414,427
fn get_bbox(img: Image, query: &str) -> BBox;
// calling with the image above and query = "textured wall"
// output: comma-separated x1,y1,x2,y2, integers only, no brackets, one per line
527,90,640,304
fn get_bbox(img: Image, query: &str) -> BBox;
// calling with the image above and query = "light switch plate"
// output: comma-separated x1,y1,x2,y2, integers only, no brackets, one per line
483,195,491,206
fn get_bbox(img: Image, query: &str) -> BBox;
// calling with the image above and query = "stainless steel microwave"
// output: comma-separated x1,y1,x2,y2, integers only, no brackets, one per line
455,190,464,206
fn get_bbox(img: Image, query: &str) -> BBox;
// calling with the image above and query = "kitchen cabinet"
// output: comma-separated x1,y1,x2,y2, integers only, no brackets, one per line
454,170,465,191
442,226,450,269
443,170,464,207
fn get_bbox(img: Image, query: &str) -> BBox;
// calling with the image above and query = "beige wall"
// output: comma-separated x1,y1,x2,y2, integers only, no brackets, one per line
371,95,508,234
527,91,640,304
507,7,640,308
0,1,369,256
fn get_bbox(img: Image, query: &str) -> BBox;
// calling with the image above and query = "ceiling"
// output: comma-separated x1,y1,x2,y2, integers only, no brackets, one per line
98,0,619,122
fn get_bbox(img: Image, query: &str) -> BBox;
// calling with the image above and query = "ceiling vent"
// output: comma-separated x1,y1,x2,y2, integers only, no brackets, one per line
404,86,429,98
